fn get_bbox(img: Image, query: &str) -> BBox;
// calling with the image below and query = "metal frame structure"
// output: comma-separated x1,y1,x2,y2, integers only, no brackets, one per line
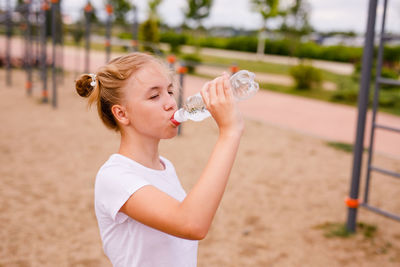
346,0,400,232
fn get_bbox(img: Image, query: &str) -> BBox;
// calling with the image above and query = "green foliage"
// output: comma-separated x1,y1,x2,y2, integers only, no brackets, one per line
251,0,281,23
148,0,163,19
289,63,322,90
352,60,399,90
181,54,201,73
331,88,359,103
160,32,188,53
110,0,132,25
280,0,312,37
71,24,84,45
159,33,365,63
139,19,160,52
184,0,213,28
117,32,133,40
383,46,400,65
225,36,258,52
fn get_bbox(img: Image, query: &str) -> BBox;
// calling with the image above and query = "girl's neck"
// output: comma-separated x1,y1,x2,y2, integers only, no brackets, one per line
118,131,164,170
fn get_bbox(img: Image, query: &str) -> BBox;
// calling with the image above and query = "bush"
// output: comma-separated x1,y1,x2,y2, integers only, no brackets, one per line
181,54,201,73
160,31,188,53
139,19,159,52
331,88,359,103
352,61,399,90
118,32,132,40
290,64,322,90
226,36,258,53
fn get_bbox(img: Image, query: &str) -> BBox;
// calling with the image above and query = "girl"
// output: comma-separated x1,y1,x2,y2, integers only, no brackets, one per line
75,52,243,267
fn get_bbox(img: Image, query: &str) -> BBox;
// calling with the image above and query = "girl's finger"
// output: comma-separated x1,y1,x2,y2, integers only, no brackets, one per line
223,75,233,100
215,76,225,101
208,79,217,104
200,81,210,105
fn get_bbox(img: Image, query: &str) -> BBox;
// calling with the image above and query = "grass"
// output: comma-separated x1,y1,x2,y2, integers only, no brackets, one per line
326,141,370,153
315,222,377,239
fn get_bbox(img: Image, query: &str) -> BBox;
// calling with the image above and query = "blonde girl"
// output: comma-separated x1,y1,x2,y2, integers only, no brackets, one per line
75,52,243,267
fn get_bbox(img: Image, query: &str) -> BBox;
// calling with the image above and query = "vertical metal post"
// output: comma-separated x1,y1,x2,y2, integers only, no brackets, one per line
346,0,378,233
364,0,389,205
84,2,92,73
41,0,49,103
5,0,12,86
26,0,33,96
131,2,138,51
105,3,112,63
51,0,57,108
177,64,186,136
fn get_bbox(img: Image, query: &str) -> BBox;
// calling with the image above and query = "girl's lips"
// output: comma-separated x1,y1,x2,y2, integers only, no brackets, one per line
170,114,181,126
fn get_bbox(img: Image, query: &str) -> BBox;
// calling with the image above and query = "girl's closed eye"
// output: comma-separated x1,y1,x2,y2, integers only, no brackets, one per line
150,94,159,99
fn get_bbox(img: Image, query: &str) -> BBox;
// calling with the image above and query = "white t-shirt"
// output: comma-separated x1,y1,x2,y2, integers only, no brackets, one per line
94,154,198,267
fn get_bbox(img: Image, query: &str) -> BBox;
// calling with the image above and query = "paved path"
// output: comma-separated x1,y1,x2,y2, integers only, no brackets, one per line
2,36,399,157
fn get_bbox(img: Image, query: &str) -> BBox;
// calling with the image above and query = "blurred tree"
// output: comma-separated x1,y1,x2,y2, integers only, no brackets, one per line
184,0,213,29
110,0,131,25
280,0,312,57
281,0,311,36
251,0,285,55
139,0,163,52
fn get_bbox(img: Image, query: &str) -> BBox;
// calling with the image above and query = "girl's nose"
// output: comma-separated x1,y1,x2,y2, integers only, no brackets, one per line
164,95,177,111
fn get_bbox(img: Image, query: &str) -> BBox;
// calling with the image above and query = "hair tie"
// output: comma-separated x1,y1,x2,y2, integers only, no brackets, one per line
90,74,97,87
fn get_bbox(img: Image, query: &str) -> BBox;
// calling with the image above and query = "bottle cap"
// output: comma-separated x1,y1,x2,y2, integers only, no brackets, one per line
170,114,181,126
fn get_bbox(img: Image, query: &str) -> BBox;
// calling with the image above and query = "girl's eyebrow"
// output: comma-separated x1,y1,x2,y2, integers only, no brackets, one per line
148,83,173,91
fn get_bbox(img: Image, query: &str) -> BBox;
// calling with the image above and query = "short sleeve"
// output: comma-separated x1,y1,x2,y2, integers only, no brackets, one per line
95,165,150,223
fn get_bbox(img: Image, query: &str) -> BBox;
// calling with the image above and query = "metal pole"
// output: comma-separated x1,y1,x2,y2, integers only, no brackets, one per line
26,0,33,96
5,0,12,86
105,2,112,63
177,64,186,136
131,2,138,51
51,0,58,108
41,0,49,103
364,0,388,205
346,0,378,233
84,2,92,73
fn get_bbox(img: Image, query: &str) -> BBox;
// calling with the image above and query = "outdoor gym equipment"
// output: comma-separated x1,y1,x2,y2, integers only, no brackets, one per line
346,0,400,232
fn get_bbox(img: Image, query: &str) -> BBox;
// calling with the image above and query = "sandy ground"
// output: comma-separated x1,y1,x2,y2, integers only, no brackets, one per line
1,70,400,267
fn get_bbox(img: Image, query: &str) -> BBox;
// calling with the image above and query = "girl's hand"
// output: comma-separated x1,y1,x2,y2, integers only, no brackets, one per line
200,73,244,138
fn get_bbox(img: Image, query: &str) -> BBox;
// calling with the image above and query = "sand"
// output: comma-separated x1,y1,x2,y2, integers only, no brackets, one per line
1,70,400,267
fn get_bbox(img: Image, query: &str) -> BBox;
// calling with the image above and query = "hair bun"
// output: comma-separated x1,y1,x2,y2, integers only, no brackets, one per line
75,74,95,97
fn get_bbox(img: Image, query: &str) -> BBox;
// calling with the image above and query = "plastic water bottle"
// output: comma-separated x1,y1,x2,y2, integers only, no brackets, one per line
171,70,259,126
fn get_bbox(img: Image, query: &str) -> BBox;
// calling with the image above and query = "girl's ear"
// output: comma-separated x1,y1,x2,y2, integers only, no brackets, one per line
111,104,130,126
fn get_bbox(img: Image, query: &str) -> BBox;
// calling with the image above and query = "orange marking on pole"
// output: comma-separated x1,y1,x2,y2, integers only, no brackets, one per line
167,55,176,64
230,64,239,74
105,40,111,47
106,4,113,14
177,66,187,74
131,40,138,47
41,1,50,11
84,3,93,13
50,0,58,3
345,197,359,208
42,90,48,97
26,81,32,90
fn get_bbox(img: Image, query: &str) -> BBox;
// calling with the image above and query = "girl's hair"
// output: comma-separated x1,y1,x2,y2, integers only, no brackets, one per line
75,52,172,131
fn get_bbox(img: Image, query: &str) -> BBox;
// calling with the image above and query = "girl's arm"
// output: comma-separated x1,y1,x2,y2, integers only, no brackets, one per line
120,74,243,240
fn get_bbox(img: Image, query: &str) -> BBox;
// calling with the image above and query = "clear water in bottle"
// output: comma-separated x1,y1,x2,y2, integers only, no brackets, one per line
171,70,259,125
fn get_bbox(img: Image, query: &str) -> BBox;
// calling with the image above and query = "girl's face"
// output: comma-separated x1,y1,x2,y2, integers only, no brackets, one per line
123,61,178,139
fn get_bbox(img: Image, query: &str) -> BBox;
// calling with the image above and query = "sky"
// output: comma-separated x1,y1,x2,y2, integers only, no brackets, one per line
7,0,399,34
